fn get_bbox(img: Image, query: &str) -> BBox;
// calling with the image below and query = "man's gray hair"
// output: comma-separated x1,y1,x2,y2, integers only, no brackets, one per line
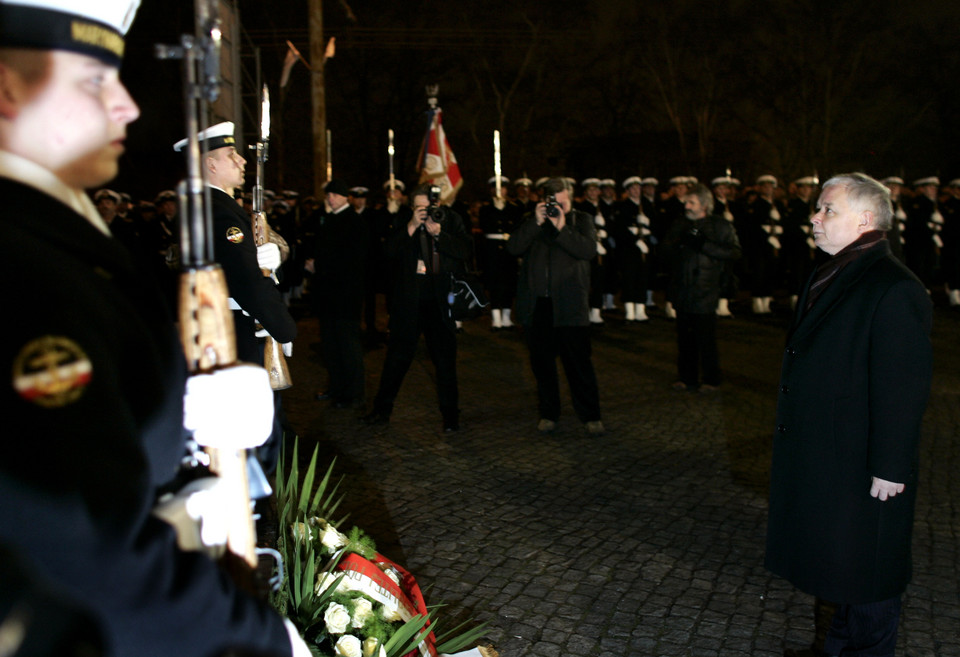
687,183,714,216
821,173,894,231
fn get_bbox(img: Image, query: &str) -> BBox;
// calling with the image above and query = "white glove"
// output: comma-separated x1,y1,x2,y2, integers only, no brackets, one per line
493,197,505,210
387,199,400,214
597,243,607,256
152,477,229,555
285,619,313,657
637,239,649,254
933,234,944,248
768,236,781,250
762,224,772,234
770,208,781,220
597,229,607,239
257,242,282,271
283,342,293,358
183,364,274,449
595,215,605,227
773,224,783,235
638,214,651,226
628,225,639,235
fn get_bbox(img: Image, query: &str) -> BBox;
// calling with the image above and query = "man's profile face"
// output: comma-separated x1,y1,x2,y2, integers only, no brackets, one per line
326,191,348,211
811,185,867,255
684,194,707,220
584,185,599,203
209,146,245,190
5,51,140,189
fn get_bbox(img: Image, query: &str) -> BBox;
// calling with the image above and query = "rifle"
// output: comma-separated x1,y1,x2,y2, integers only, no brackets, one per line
388,129,396,192
250,84,292,391
493,130,502,201
157,0,257,571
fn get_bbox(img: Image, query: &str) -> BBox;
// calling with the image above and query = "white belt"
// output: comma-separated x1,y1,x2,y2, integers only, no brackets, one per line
227,298,251,317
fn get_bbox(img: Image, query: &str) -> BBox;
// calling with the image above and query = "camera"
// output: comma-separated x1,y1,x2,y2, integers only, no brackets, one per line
426,185,444,222
544,194,561,218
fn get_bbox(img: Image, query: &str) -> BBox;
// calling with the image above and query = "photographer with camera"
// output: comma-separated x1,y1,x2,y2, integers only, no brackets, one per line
508,177,605,435
362,184,472,432
662,183,741,392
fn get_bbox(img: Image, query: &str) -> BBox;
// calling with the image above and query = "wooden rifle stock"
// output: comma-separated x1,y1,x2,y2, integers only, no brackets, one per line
251,210,292,391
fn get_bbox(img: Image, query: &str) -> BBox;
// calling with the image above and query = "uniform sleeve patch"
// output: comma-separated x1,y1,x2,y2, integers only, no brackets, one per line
12,336,93,408
226,226,245,244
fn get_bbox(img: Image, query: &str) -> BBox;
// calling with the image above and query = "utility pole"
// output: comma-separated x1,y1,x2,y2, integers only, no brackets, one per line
309,0,327,197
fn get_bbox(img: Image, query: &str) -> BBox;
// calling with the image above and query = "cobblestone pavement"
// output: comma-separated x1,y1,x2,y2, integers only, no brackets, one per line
279,296,960,657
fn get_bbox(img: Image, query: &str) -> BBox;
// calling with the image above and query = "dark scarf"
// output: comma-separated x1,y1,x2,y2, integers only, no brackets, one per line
805,230,885,312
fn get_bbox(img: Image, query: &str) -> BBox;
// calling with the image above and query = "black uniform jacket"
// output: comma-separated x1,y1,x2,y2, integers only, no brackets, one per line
2,179,290,656
508,209,597,327
765,240,932,604
210,187,296,363
312,204,368,320
384,206,472,332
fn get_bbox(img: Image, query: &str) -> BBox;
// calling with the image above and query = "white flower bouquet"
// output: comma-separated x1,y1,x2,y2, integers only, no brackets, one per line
273,439,492,657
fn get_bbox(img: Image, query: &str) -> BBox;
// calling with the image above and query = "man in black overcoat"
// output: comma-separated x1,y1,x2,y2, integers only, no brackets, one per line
765,173,933,657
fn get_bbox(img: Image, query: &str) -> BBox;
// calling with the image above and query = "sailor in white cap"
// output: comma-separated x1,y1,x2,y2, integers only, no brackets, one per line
904,176,942,291
479,175,520,330
881,176,907,263
575,178,608,324
612,176,652,322
710,175,740,317
513,176,535,212
0,2,310,656
744,174,784,314
781,176,820,310
942,179,960,306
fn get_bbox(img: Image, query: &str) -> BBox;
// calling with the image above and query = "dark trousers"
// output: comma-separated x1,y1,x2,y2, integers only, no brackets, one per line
822,597,901,657
319,317,365,403
373,296,458,421
527,298,601,422
676,311,721,387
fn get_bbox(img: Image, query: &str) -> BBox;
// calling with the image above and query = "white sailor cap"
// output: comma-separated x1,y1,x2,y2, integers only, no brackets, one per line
640,177,659,187
622,176,642,188
383,180,406,191
534,177,550,188
281,190,300,199
0,0,140,66
173,122,237,153
881,176,904,186
513,177,532,187
155,189,177,204
487,176,510,186
263,189,277,200
600,178,617,188
349,186,369,197
912,176,940,187
756,174,778,186
793,176,819,186
94,188,120,203
581,178,601,188
711,176,734,187
685,176,699,185
948,179,960,188
730,178,741,187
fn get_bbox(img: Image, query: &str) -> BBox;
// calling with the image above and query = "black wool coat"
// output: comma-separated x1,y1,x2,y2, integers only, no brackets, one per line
2,180,290,656
764,240,933,604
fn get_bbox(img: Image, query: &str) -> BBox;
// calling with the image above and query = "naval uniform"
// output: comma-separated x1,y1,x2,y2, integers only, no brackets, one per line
1,173,291,657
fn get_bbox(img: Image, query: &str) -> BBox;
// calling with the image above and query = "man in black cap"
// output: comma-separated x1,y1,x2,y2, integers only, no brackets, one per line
0,1,309,655
306,179,367,407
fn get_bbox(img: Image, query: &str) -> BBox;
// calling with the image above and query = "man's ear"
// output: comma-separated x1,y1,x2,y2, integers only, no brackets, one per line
859,210,874,232
0,64,22,119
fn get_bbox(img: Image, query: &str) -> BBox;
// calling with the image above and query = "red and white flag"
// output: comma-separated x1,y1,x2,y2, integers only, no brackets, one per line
418,108,462,204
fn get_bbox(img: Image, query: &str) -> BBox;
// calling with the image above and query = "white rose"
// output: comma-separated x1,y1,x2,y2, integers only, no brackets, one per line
380,603,403,622
351,598,374,628
315,572,342,595
324,602,351,635
362,637,387,657
320,524,347,551
379,565,400,586
334,634,363,657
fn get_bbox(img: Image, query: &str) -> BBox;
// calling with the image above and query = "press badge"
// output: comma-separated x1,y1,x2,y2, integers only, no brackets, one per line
416,259,427,274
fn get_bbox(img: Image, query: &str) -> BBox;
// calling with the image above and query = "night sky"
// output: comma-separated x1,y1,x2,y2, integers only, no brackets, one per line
113,0,960,202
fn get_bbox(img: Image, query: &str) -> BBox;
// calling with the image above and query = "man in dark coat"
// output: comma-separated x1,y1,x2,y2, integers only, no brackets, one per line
0,2,307,655
661,183,741,392
362,183,472,432
765,173,933,657
308,179,366,407
508,177,604,435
